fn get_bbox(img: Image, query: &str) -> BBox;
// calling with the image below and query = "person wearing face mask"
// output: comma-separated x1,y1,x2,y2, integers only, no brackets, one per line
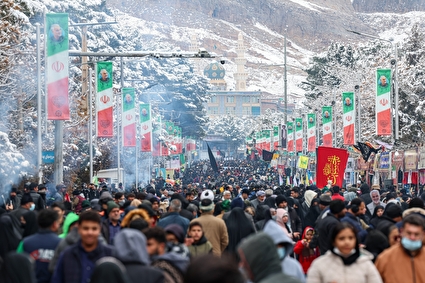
307,222,382,283
10,193,35,221
237,232,302,283
375,214,425,283
263,221,305,283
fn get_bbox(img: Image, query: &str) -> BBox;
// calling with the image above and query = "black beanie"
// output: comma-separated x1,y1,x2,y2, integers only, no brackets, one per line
409,198,424,209
21,193,34,205
275,195,287,206
385,203,402,219
329,200,346,214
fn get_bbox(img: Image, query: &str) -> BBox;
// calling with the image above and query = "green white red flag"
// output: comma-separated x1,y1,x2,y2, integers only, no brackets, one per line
295,118,303,152
322,106,333,147
96,62,113,137
122,88,136,147
307,113,316,152
140,104,152,152
287,122,294,152
343,92,355,145
376,69,392,136
46,13,69,120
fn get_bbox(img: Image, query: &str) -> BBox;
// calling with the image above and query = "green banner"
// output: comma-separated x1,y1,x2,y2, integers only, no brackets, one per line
307,113,315,129
287,121,294,135
46,13,69,56
97,62,113,92
377,69,391,96
322,106,332,124
342,92,355,114
295,118,303,132
122,88,135,112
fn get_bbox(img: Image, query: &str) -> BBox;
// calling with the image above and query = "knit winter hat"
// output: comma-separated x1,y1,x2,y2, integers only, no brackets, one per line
230,197,244,210
21,193,34,205
275,195,287,206
319,194,332,206
106,201,119,214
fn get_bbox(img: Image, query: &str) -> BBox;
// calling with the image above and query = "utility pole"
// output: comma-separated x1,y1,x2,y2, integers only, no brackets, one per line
36,23,43,184
81,19,88,118
284,34,288,125
89,68,93,183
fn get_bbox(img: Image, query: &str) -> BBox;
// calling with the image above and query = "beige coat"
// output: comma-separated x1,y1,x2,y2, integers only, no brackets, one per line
190,213,228,256
307,250,383,283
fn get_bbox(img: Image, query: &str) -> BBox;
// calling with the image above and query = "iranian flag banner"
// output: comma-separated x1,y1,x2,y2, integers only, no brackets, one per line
376,69,392,136
343,92,355,145
96,62,113,137
273,126,279,150
140,104,152,152
307,113,316,152
264,130,271,151
322,106,333,147
287,121,294,152
46,14,70,120
122,88,136,147
295,118,303,152
186,137,196,151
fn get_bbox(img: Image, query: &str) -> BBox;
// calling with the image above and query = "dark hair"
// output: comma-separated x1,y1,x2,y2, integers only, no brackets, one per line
408,198,424,209
37,209,59,229
329,200,346,214
184,254,244,283
127,193,135,198
350,198,364,207
128,218,149,231
290,187,299,193
78,210,101,225
331,222,359,248
332,186,340,194
114,192,124,200
143,227,166,243
51,201,65,211
402,214,425,230
189,221,203,231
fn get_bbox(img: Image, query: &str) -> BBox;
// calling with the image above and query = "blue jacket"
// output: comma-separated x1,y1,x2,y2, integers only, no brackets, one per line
51,240,115,283
22,229,61,283
341,212,368,243
157,212,190,232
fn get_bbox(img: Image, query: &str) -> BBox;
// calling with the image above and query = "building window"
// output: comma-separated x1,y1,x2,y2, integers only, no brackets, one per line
226,96,235,103
251,96,259,103
252,106,261,116
226,107,236,115
242,96,251,103
209,106,218,114
210,96,217,103
242,107,251,115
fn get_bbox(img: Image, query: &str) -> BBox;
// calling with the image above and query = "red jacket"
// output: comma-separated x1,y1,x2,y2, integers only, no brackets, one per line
293,226,320,274
331,193,345,201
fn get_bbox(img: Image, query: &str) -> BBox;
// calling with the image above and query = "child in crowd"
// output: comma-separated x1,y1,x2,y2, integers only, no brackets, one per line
293,226,320,274
186,222,212,257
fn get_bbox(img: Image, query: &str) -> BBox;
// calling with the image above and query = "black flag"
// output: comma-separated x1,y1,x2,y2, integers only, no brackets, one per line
207,143,219,173
262,149,273,162
354,142,382,162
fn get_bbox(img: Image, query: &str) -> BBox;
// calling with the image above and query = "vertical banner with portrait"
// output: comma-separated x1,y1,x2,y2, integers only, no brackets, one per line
295,118,303,152
342,92,355,145
46,13,70,120
273,126,279,150
281,124,287,150
287,122,294,152
96,62,113,137
376,69,392,136
322,106,333,147
418,147,425,170
122,88,136,147
264,130,271,151
140,104,152,152
307,113,316,152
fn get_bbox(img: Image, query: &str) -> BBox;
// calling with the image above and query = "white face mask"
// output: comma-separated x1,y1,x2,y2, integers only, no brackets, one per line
29,203,35,211
333,247,356,257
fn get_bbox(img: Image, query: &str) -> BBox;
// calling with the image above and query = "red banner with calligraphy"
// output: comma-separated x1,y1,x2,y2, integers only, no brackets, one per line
316,146,349,188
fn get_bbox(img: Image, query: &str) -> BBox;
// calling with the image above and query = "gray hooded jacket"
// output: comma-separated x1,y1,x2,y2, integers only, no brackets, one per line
237,232,301,283
263,221,306,283
114,229,164,283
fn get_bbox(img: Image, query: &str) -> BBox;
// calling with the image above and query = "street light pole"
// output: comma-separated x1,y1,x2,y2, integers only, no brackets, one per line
36,23,43,184
284,34,288,125
346,29,399,141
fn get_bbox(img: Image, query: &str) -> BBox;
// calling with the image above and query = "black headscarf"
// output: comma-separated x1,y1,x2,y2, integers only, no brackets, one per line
91,258,130,283
0,215,22,259
264,196,276,209
364,229,389,262
224,208,255,253
303,198,321,229
22,211,38,238
0,252,36,283
369,205,385,228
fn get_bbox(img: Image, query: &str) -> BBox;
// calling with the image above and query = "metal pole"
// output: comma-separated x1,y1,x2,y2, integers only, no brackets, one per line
332,89,336,148
394,43,399,140
36,23,43,184
357,87,361,142
54,121,64,184
118,57,123,185
284,35,288,125
89,68,93,183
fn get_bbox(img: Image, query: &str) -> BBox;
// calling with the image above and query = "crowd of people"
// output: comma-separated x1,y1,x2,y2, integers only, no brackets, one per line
1,158,425,283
